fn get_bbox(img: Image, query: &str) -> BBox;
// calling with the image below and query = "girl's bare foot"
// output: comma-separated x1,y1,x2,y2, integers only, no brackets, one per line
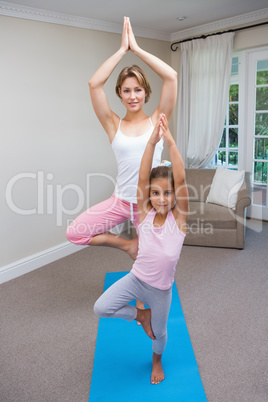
151,353,165,385
135,308,155,340
136,300,145,325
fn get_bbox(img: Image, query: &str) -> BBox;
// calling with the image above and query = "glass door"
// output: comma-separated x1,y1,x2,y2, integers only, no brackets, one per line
246,49,268,221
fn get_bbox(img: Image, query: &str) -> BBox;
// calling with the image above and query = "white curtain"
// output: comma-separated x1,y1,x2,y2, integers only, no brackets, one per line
177,32,234,168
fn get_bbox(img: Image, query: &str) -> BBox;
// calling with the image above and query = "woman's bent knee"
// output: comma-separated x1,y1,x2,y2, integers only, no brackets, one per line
65,222,93,245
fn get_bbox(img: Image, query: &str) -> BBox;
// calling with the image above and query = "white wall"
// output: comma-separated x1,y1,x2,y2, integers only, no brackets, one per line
233,24,268,50
0,15,172,269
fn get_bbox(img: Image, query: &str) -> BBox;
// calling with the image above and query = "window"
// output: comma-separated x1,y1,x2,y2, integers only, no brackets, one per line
211,48,268,220
212,57,239,170
252,58,268,207
246,48,268,220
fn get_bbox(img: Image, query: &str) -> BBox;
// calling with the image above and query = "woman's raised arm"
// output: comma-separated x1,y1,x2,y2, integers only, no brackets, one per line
88,17,129,142
128,18,177,122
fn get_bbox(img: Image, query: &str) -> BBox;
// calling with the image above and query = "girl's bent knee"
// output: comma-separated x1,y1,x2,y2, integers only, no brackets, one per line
94,299,106,318
93,301,101,317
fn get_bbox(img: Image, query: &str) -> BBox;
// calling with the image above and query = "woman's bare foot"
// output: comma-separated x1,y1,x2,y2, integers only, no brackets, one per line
90,233,138,260
151,353,165,385
136,300,145,325
125,238,138,260
135,308,155,340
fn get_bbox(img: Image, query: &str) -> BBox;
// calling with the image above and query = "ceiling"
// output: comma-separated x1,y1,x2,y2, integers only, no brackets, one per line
1,0,268,39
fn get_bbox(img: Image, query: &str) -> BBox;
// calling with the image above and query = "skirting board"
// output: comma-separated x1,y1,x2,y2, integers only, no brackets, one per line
0,221,129,284
0,242,85,284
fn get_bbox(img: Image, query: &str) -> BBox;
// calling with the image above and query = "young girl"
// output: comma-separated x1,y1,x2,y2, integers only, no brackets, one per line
66,17,177,262
94,114,189,385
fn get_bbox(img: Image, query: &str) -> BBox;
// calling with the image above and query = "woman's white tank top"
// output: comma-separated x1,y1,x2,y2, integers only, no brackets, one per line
111,118,163,203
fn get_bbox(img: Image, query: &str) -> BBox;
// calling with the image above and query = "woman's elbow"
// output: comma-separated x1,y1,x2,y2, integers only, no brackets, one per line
88,77,100,90
172,70,178,81
88,78,94,89
169,70,177,84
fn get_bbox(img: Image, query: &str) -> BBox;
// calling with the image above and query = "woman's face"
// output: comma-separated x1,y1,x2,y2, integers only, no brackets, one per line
119,77,147,112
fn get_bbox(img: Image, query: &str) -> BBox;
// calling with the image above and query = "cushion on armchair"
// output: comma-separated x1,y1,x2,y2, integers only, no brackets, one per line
206,167,245,209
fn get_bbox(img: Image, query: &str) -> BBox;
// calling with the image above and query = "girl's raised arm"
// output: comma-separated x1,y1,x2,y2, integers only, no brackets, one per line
128,18,177,123
88,17,129,142
160,116,189,232
137,117,163,223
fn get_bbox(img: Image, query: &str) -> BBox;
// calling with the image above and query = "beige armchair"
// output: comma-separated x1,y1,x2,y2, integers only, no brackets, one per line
184,169,252,249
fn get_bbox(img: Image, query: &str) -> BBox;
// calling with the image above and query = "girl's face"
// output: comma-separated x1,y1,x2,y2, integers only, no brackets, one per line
119,77,147,112
150,177,175,216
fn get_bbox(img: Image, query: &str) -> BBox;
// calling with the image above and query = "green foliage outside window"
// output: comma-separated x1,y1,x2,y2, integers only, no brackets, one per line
255,138,268,160
214,83,239,169
229,128,238,147
255,113,268,136
214,60,268,176
256,87,268,111
254,61,268,186
220,129,226,147
229,84,239,101
256,69,268,85
254,161,267,184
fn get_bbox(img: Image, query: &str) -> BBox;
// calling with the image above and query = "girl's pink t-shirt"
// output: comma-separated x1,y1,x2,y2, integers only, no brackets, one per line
131,208,185,290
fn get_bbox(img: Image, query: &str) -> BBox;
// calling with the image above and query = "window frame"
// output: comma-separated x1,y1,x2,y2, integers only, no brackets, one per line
211,54,241,170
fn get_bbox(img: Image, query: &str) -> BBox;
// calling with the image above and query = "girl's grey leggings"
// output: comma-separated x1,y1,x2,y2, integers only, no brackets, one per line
94,272,172,355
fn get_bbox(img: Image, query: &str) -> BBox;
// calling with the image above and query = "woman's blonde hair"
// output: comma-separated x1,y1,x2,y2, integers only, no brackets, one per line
115,65,152,103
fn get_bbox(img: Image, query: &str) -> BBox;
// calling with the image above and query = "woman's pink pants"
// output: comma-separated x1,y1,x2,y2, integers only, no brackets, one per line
66,194,139,245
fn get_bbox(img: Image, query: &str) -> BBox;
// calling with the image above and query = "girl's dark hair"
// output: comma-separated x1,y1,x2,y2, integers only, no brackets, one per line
150,166,174,188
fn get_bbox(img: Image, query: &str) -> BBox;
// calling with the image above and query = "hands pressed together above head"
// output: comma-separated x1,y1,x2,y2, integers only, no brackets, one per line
121,16,139,54
149,114,176,148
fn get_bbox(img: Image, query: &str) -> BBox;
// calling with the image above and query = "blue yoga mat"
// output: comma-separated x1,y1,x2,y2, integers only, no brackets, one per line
89,271,206,402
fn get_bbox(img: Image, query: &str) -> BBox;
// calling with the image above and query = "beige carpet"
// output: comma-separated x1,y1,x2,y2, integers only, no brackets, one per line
0,219,267,402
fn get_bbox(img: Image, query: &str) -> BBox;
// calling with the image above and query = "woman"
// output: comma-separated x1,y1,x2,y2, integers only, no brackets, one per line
66,17,177,263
